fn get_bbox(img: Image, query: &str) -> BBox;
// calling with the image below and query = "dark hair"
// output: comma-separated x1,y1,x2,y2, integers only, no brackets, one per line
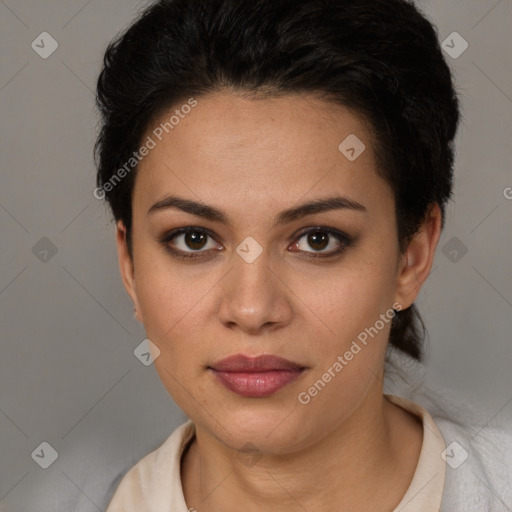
94,0,460,361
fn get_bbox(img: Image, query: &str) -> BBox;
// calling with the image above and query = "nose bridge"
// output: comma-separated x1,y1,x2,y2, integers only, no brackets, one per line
217,242,291,331
231,244,276,307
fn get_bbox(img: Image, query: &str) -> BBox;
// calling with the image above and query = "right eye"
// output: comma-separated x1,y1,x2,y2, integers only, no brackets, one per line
160,227,222,260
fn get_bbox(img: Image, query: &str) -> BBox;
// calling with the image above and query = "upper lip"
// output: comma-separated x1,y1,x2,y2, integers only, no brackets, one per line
209,354,305,372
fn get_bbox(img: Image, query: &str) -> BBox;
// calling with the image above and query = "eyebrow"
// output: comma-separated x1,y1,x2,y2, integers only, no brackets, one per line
147,194,367,227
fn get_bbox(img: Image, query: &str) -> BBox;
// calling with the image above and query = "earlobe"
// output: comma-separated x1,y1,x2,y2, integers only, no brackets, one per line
115,221,142,323
394,203,442,309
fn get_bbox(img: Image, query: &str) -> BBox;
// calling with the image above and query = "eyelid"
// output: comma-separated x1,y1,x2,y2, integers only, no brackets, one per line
159,226,215,243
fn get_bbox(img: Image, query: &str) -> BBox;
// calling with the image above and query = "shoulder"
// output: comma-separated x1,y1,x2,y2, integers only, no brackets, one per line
383,348,512,510
434,415,512,511
106,420,195,512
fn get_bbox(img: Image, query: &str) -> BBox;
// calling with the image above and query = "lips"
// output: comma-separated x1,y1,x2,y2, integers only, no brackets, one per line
208,354,306,398
210,354,304,372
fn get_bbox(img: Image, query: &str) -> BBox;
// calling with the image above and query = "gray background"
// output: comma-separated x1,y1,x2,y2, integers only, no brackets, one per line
0,0,511,510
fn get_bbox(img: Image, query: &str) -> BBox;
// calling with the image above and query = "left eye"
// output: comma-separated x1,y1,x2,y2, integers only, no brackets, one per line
292,228,351,256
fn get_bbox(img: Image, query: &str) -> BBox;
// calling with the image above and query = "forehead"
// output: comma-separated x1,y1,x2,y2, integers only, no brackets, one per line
133,90,391,217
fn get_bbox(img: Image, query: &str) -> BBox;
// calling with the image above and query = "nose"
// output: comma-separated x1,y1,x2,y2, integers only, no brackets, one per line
217,248,294,335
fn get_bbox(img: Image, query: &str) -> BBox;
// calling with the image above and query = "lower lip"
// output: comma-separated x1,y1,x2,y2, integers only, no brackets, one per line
210,369,304,397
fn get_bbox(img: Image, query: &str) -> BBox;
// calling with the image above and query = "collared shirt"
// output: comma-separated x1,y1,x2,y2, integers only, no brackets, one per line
106,394,447,511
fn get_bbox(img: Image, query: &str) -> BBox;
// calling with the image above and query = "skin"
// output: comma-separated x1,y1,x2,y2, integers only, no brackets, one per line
116,89,442,512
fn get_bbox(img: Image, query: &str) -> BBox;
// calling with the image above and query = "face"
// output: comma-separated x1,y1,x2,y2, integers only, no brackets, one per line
117,90,437,454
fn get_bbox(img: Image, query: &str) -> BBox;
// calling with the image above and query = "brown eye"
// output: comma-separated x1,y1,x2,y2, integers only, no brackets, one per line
161,227,221,259
305,231,330,251
183,231,208,250
293,227,353,257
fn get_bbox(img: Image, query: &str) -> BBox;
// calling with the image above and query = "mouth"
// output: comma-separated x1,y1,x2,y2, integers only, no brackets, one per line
208,354,306,398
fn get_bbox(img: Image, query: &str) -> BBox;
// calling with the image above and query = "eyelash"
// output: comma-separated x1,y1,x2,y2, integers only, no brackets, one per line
159,226,354,261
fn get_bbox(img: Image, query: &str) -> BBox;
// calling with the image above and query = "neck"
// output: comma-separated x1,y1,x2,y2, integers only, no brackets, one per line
181,384,423,512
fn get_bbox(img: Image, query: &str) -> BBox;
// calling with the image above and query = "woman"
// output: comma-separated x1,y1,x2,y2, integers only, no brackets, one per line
95,0,511,510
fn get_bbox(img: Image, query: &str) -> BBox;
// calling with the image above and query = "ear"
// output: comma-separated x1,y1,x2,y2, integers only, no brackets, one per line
394,203,442,309
116,220,143,323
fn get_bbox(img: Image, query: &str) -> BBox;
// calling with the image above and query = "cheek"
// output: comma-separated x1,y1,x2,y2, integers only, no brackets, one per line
295,245,399,405
299,254,397,343
135,257,210,405
304,279,392,390
294,268,396,425
134,248,214,351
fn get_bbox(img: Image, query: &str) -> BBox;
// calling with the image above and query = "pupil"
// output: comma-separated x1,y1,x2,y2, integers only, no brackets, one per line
186,232,206,250
308,232,328,251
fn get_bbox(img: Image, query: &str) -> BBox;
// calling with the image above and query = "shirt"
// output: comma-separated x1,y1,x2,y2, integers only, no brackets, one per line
105,394,447,511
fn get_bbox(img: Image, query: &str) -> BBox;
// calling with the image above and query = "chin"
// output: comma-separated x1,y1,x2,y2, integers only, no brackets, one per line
204,405,311,454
